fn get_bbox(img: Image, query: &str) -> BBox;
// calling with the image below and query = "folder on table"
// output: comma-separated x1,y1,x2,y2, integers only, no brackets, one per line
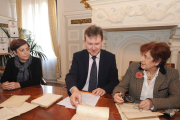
31,93,63,108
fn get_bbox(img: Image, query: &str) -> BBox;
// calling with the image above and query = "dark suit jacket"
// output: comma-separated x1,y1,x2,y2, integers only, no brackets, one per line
66,49,119,96
113,62,180,111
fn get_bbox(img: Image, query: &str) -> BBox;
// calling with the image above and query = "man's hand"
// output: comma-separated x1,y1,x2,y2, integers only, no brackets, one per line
114,92,124,104
92,88,106,96
70,87,82,108
138,99,153,110
1,81,20,90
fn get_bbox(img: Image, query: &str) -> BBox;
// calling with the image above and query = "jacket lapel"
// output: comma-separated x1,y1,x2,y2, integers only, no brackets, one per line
84,50,89,79
153,71,165,97
136,67,144,99
153,66,166,97
98,50,104,86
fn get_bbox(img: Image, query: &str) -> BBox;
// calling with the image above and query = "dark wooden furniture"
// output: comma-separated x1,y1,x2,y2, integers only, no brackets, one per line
0,85,179,120
129,61,175,68
0,85,120,120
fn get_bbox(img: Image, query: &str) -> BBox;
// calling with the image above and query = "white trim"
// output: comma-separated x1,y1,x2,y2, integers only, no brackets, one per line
68,30,79,41
68,44,80,61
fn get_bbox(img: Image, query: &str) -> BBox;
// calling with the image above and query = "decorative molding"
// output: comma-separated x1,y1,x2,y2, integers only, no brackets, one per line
88,0,180,29
68,30,79,41
68,44,80,61
80,0,92,9
64,10,92,26
71,18,91,24
64,10,91,18
0,16,14,24
0,23,8,28
82,29,85,40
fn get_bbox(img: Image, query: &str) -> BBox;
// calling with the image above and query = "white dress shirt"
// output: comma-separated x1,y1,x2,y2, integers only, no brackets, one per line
140,68,160,100
82,52,100,91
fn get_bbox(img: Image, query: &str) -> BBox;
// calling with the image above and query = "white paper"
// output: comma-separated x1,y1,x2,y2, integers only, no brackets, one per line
57,93,100,109
81,93,100,106
58,97,75,109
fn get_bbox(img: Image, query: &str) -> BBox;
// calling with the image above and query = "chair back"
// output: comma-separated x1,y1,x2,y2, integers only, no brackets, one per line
39,58,47,85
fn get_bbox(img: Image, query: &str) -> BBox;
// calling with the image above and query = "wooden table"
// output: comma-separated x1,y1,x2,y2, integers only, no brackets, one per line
0,85,180,120
0,85,120,120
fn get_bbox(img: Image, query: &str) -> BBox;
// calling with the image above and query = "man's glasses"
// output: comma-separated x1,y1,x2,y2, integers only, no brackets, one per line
125,95,143,112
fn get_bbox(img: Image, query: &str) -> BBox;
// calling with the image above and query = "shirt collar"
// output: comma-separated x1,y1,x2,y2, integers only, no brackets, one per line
89,52,101,59
143,68,160,77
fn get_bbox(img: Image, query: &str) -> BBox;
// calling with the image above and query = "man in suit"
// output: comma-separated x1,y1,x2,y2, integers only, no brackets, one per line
65,25,119,107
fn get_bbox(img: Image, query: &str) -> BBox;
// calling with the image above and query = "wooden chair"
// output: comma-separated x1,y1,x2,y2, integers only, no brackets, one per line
39,58,47,85
41,77,47,85
129,61,175,68
0,66,5,74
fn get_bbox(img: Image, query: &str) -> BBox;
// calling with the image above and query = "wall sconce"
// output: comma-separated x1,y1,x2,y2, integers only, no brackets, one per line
80,0,91,9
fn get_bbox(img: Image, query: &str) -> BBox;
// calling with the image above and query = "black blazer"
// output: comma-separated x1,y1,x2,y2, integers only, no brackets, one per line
66,49,119,96
1,57,42,88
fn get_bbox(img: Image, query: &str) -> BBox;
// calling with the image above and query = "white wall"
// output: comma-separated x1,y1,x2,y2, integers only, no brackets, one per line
64,0,87,12
0,0,13,37
0,0,12,17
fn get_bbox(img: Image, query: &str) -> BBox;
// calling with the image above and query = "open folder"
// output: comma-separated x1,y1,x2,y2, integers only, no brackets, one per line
117,103,163,119
0,102,38,120
0,95,30,108
31,93,63,108
71,105,109,120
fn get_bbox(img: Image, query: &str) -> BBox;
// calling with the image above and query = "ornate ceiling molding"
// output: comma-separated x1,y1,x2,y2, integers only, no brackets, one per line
80,0,92,9
87,0,180,29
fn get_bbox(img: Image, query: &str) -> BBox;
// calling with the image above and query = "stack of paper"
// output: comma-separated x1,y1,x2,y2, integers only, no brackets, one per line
71,105,109,120
57,93,100,109
0,102,38,120
31,93,63,108
115,103,163,120
0,93,63,119
0,95,30,108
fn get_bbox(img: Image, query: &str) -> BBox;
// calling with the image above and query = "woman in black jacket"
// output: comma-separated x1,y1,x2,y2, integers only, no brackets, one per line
1,39,42,90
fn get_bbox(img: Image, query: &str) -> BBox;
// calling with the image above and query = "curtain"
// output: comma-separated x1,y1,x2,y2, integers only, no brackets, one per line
21,0,57,80
16,0,22,28
48,0,61,78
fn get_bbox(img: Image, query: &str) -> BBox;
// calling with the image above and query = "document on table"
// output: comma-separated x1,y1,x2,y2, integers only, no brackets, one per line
0,95,30,107
31,93,63,108
57,93,100,109
0,102,38,120
71,105,109,120
115,103,163,120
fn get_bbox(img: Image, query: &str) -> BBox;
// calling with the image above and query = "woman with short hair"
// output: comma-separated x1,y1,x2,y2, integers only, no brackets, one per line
113,41,180,111
1,39,42,90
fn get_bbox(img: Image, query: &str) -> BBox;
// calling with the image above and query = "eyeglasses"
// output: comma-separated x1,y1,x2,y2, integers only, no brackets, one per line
125,95,143,112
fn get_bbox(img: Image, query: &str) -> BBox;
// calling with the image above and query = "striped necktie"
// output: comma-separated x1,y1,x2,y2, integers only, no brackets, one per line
88,56,97,91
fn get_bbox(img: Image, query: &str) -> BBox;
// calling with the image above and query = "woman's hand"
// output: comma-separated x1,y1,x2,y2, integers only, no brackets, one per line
114,92,124,104
1,81,20,90
139,99,153,110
